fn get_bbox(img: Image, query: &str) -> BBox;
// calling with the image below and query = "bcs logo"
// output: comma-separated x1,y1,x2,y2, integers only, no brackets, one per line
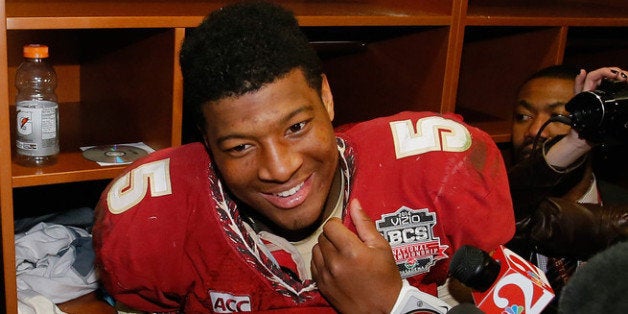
376,206,448,278
209,291,251,313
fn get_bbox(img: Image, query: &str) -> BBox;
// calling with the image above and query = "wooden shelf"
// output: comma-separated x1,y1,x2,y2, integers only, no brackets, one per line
6,0,453,29
470,121,512,143
57,291,116,314
11,151,127,187
467,0,628,26
456,107,512,143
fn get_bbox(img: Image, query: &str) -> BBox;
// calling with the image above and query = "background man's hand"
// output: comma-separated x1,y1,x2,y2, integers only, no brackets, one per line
311,199,402,313
548,66,627,166
574,66,627,93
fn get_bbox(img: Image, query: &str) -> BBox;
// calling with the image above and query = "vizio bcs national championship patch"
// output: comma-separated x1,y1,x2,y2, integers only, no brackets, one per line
376,206,448,278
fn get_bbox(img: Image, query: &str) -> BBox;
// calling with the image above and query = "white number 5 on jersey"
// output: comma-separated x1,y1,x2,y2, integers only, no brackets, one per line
107,159,173,214
390,116,471,159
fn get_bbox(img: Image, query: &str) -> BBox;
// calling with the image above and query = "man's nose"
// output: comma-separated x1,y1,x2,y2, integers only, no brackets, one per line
527,116,550,140
258,140,301,182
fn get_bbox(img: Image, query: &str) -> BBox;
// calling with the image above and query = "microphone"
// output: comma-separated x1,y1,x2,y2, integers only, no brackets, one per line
559,241,628,313
448,245,554,314
446,303,485,313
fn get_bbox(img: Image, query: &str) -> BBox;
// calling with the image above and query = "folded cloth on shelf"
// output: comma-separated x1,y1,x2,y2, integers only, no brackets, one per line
15,222,98,310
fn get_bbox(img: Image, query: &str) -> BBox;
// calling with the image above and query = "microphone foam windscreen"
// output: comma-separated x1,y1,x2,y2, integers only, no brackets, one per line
448,245,500,292
559,241,628,313
446,303,485,314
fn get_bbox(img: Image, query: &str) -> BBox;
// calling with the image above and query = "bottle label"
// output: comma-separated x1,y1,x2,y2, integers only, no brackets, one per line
16,100,59,156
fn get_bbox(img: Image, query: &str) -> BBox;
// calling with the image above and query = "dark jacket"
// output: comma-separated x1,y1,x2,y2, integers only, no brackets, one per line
507,138,628,261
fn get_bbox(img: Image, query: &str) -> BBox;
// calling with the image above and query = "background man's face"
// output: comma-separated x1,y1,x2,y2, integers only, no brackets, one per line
512,77,574,162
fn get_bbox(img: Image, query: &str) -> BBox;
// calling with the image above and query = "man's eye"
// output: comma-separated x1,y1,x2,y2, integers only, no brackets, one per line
551,112,567,118
288,121,307,133
514,113,532,122
227,144,250,153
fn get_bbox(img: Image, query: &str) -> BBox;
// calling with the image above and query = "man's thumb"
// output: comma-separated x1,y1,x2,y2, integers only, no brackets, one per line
349,199,385,247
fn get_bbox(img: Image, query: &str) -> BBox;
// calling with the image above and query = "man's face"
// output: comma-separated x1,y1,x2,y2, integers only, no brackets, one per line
202,69,339,235
512,77,574,162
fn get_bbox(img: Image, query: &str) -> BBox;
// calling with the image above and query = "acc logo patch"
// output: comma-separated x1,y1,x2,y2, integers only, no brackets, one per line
209,291,251,313
376,206,448,278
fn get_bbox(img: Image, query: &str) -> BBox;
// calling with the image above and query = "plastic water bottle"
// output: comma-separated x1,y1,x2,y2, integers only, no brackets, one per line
15,44,59,166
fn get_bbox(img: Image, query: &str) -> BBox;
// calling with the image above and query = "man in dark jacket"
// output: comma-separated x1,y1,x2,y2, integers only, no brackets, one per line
507,65,628,312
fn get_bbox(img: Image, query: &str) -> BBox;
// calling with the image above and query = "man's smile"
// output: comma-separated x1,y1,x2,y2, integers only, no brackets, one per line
262,176,312,209
275,181,305,197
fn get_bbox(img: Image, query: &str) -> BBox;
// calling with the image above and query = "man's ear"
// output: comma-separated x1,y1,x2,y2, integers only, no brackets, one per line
196,122,212,153
321,74,335,121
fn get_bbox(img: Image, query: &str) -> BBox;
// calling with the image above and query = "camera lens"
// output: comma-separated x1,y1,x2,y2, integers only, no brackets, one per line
566,86,628,144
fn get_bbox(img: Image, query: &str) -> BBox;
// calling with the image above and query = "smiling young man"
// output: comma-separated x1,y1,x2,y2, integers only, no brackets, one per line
93,2,515,313
202,68,339,241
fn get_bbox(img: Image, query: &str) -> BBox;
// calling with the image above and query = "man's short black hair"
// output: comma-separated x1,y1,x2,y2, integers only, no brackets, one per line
179,1,323,132
525,65,581,83
514,65,580,97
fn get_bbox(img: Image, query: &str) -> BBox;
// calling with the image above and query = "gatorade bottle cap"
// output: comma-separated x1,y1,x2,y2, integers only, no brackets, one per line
23,44,49,58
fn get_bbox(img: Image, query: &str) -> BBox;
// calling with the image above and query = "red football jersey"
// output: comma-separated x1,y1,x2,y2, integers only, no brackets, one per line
93,111,515,312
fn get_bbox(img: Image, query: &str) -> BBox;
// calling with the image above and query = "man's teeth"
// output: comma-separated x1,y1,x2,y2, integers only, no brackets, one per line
276,182,304,197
